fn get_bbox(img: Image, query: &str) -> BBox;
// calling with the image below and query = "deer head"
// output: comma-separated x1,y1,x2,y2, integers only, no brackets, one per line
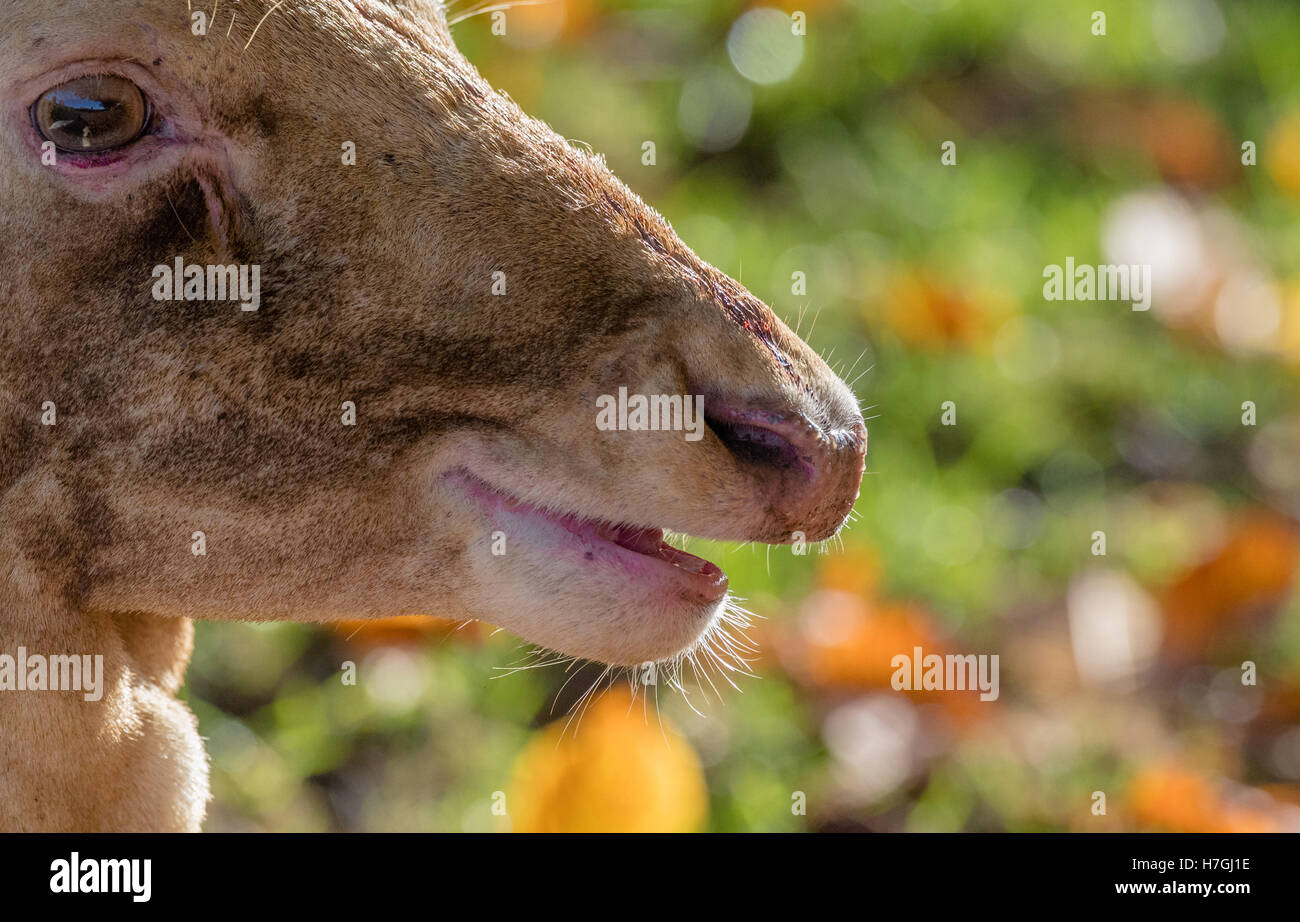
0,0,865,829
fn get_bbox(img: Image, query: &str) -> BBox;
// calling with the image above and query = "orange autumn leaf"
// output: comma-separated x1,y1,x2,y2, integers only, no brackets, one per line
1160,515,1299,658
784,592,938,690
508,688,708,833
1138,98,1233,188
779,591,993,727
1128,764,1278,833
881,273,1003,350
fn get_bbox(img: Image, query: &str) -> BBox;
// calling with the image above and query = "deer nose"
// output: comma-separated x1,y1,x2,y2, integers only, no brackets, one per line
705,400,867,542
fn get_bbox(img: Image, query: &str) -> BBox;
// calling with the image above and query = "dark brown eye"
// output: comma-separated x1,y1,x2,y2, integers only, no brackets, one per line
33,74,149,153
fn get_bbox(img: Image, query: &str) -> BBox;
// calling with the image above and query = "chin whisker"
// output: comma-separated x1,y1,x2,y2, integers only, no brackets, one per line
490,593,761,727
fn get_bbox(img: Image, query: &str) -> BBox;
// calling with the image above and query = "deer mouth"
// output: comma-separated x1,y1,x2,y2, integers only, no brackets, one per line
447,470,729,604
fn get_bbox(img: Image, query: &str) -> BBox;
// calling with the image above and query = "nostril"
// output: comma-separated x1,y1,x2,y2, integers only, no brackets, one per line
705,404,852,481
706,417,808,475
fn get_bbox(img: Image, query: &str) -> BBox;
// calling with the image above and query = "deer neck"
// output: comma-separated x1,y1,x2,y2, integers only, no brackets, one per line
0,534,209,831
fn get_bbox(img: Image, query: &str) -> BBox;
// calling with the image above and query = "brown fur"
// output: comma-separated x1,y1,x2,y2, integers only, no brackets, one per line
0,0,865,830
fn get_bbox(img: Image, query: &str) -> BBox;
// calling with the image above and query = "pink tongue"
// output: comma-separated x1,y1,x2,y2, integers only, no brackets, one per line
589,522,725,580
608,524,665,555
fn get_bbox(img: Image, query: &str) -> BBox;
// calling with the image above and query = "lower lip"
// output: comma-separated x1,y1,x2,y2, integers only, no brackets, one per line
447,471,729,603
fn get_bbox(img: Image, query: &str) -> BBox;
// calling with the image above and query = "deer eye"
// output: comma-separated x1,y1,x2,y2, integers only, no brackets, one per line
32,74,149,153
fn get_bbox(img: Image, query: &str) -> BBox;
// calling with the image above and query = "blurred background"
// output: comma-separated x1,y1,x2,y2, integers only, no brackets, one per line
189,0,1300,832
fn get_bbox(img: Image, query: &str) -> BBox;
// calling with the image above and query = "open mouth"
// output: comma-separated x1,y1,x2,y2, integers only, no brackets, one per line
448,470,729,604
